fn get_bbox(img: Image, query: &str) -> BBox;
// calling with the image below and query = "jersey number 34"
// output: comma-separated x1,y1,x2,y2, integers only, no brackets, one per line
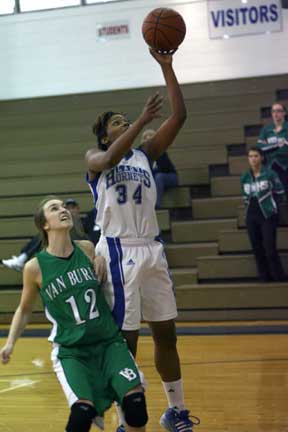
115,184,142,205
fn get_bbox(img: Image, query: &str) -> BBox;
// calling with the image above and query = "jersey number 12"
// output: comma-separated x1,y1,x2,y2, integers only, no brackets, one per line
65,289,99,325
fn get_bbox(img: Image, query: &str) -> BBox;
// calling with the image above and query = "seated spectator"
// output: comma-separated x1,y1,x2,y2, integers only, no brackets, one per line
240,147,286,282
257,103,288,199
2,198,100,271
141,129,178,209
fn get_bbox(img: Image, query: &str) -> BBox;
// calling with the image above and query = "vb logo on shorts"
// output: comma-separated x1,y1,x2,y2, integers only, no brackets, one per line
119,368,137,381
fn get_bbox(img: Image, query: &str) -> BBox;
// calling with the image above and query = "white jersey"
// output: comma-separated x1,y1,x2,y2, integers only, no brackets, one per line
87,148,159,239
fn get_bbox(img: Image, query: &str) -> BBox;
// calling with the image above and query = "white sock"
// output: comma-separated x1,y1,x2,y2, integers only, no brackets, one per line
114,402,125,426
162,379,185,411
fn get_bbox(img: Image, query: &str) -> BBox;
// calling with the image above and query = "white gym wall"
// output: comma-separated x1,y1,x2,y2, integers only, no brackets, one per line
0,0,287,99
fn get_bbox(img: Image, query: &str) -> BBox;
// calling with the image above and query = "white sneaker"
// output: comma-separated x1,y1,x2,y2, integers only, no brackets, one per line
2,255,25,271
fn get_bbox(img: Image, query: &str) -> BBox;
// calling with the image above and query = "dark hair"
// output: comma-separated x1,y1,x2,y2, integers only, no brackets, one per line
247,146,263,156
247,146,262,155
92,111,118,150
272,102,287,112
272,102,288,120
34,195,59,247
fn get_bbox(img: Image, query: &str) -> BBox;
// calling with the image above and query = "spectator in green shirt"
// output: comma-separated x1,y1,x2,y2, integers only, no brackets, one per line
257,103,288,199
240,147,286,282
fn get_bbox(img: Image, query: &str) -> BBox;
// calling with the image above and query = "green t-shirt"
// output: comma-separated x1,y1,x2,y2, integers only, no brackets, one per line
36,244,120,347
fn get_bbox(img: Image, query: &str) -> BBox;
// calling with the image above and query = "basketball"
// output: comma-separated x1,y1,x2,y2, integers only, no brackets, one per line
142,8,186,54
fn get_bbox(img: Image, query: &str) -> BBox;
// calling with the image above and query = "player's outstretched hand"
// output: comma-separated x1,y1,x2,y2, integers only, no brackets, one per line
94,256,107,284
0,343,13,364
149,48,173,65
140,92,163,125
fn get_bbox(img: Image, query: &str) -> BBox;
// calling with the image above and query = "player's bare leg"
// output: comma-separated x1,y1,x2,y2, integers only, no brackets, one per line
122,330,139,357
149,319,200,431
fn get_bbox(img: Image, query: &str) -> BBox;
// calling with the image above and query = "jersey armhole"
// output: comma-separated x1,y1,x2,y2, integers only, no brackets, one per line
136,146,154,172
86,171,101,185
86,172,101,207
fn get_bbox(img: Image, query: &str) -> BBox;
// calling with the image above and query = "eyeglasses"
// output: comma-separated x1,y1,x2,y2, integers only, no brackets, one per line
272,109,285,113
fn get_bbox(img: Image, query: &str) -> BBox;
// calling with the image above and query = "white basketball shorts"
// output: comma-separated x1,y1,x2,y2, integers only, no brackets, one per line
96,236,177,331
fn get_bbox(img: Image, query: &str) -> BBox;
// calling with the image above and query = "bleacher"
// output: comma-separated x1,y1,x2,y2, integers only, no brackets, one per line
1,73,288,323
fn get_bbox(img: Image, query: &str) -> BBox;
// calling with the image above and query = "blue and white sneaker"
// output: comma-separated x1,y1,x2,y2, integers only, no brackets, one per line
116,425,126,432
160,408,200,432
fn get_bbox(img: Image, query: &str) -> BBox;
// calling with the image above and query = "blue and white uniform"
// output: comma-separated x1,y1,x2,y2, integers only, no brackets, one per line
87,148,177,330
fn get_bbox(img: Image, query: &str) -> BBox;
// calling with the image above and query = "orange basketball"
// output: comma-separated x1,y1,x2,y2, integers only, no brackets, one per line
142,8,186,54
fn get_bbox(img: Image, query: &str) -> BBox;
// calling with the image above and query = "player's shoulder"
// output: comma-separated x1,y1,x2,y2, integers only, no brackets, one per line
263,123,274,133
75,240,95,260
23,257,41,281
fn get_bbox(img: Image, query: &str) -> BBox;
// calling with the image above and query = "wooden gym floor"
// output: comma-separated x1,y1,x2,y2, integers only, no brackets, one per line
0,323,288,432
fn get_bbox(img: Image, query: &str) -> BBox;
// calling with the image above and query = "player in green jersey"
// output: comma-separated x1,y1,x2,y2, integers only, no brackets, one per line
0,197,148,432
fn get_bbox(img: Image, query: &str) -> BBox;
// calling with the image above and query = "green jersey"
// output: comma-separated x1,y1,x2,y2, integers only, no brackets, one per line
257,121,288,169
240,167,285,219
36,244,120,347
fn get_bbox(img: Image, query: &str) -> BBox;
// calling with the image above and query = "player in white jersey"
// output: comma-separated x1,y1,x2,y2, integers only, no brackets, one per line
85,49,200,432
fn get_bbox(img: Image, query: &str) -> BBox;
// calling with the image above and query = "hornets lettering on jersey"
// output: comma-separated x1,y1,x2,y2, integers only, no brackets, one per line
87,149,159,238
106,164,151,189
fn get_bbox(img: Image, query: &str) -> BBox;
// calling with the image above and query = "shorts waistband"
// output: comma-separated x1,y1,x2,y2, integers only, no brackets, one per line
99,235,161,247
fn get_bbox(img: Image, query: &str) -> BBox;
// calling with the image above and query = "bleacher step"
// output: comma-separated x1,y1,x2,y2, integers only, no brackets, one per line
172,219,237,243
197,254,288,279
170,268,198,286
176,282,288,309
165,243,218,267
192,196,242,219
219,228,288,253
211,176,241,197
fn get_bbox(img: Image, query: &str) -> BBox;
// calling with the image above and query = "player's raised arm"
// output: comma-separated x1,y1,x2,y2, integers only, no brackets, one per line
141,49,186,161
0,259,40,364
85,93,163,177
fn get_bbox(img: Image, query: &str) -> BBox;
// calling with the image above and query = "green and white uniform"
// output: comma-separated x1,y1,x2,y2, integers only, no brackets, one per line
240,167,285,219
36,244,140,415
257,121,288,169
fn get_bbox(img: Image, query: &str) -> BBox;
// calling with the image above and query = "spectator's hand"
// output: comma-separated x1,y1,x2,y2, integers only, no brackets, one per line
0,343,13,364
94,256,107,284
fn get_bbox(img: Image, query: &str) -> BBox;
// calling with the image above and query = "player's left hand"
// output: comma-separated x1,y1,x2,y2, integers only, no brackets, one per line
149,48,173,65
0,343,13,365
94,256,107,283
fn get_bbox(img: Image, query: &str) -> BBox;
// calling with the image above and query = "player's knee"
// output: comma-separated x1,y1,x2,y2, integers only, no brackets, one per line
66,402,96,432
122,391,148,428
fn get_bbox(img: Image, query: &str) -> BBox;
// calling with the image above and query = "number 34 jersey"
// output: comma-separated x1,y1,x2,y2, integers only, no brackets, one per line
87,148,159,239
36,244,120,347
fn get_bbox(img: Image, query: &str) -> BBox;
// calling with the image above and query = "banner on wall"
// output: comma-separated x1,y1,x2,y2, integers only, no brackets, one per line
96,21,130,41
207,0,282,39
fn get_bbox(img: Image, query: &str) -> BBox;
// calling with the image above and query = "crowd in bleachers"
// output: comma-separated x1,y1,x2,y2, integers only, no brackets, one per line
240,103,288,282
